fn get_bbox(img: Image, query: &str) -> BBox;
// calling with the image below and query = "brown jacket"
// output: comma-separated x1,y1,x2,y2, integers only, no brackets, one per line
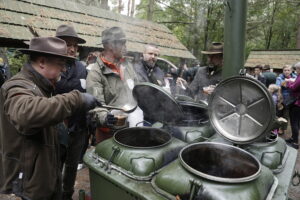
0,63,84,200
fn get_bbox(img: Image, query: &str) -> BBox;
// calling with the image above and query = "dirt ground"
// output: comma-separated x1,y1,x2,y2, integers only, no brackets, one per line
1,130,300,200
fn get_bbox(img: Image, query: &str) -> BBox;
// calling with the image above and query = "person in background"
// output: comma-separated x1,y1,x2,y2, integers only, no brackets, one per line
0,37,98,200
86,51,101,72
86,27,138,143
275,65,297,134
283,62,300,149
54,24,88,200
253,65,266,85
262,64,277,88
177,42,223,102
0,57,11,87
183,60,200,84
134,44,165,86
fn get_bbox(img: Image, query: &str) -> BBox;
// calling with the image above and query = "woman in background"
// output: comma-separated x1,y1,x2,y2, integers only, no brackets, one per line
283,62,300,149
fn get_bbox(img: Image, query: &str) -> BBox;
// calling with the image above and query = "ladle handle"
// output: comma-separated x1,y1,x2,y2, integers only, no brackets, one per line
95,100,123,111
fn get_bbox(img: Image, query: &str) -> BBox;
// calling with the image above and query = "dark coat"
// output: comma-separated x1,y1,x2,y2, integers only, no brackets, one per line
188,66,222,101
0,63,84,200
254,74,266,85
262,71,277,87
55,60,87,132
134,61,165,86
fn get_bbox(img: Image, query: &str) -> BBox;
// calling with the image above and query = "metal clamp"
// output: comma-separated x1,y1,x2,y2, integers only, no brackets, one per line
239,69,247,76
185,130,210,142
188,179,203,200
292,170,300,186
105,146,120,174
260,151,283,167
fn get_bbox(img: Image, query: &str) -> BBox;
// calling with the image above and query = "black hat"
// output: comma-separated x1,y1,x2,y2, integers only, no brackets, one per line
101,27,126,44
201,42,223,55
55,24,86,44
18,37,75,60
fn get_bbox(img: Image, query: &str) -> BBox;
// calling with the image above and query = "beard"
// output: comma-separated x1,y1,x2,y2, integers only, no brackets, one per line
144,60,155,68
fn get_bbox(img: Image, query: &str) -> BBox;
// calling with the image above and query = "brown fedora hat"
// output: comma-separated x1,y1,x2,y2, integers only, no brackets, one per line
55,24,86,44
19,37,75,60
201,42,223,55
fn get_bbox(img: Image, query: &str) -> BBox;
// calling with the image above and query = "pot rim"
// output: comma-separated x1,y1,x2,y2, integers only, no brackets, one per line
179,142,262,183
113,127,172,149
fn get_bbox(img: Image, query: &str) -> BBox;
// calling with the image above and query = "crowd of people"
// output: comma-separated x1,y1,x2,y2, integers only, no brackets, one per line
0,23,299,200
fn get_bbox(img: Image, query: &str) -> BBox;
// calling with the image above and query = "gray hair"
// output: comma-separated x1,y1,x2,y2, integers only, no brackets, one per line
144,44,159,53
294,62,300,70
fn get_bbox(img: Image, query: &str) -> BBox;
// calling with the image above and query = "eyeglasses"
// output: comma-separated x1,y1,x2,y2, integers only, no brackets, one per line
114,40,126,46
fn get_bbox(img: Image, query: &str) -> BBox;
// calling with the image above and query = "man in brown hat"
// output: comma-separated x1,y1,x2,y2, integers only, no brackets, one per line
54,24,88,200
0,37,98,200
86,26,138,143
177,42,224,101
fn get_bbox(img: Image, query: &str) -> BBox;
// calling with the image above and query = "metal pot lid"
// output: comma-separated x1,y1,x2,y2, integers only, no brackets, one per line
133,82,183,123
208,76,276,144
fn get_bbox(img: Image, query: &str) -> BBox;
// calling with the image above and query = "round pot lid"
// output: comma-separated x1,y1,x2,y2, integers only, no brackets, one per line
133,82,183,123
208,76,276,144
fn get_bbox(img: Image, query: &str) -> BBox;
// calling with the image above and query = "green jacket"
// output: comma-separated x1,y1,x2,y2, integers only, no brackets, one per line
86,57,138,125
0,63,84,200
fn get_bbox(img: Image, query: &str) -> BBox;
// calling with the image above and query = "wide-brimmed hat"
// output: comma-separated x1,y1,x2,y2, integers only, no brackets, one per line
18,37,75,60
101,27,126,44
55,24,86,44
201,42,223,55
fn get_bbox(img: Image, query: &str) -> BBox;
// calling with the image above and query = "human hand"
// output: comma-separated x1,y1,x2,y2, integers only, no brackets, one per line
81,93,99,112
105,113,118,127
176,77,187,90
203,85,216,95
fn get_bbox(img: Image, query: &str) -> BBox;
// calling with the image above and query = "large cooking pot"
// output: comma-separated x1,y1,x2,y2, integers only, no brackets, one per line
176,101,209,126
179,142,261,183
93,127,186,177
133,82,210,125
114,127,172,148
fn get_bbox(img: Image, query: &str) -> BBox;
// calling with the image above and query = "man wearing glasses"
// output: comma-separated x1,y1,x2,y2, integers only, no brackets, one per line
0,37,98,200
86,27,138,143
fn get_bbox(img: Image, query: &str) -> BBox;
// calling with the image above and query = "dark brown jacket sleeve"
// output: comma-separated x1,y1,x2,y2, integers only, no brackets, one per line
3,86,84,135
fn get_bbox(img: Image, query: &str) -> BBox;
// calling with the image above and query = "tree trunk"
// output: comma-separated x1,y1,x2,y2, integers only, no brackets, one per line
118,0,123,14
130,0,135,17
202,0,213,63
100,0,109,10
265,0,278,49
127,0,131,16
147,0,154,21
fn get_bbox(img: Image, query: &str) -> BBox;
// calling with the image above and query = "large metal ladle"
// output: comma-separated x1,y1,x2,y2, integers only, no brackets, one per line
90,101,138,114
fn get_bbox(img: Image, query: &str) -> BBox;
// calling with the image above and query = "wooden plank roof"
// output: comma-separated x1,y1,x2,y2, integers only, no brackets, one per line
0,0,195,59
245,50,300,69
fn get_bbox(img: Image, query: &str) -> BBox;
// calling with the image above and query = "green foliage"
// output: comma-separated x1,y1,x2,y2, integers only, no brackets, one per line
135,0,299,64
7,49,27,75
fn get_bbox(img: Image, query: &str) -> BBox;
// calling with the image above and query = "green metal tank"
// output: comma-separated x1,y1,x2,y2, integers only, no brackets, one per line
84,76,298,200
84,126,187,200
152,142,277,200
